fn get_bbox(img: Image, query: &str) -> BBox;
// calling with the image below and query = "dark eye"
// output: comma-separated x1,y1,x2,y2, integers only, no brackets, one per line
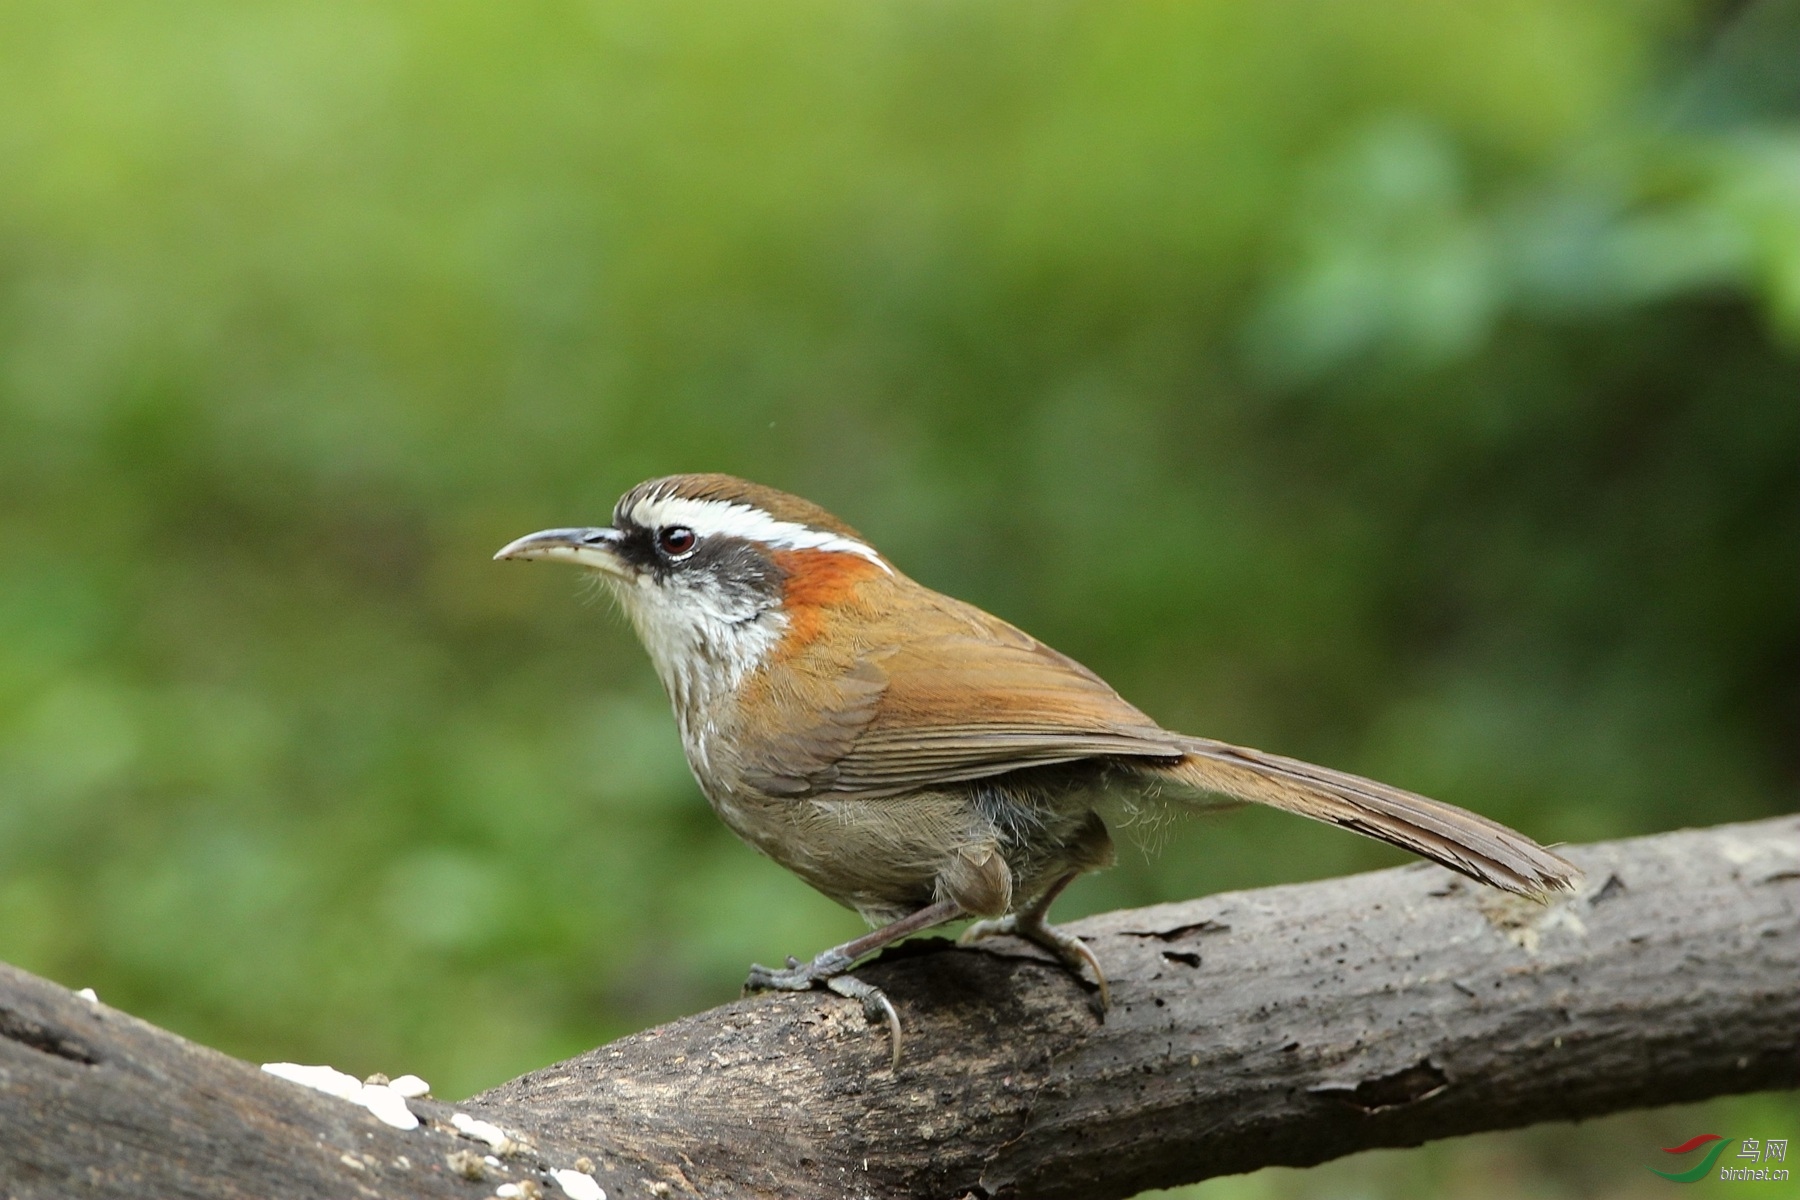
657,525,697,558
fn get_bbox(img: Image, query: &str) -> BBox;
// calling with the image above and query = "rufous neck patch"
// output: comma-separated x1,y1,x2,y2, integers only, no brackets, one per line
771,548,883,656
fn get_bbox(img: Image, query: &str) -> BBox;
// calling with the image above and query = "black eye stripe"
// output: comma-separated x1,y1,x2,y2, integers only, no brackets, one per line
608,525,659,569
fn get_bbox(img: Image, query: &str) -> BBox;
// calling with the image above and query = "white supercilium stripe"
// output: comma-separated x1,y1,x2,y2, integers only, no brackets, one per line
625,495,892,573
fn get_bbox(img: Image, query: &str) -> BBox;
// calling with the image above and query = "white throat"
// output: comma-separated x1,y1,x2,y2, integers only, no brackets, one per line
604,572,786,774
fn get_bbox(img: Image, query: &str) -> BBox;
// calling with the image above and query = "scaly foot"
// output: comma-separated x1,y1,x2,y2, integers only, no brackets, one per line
739,899,963,1071
959,913,1111,1011
743,957,903,1071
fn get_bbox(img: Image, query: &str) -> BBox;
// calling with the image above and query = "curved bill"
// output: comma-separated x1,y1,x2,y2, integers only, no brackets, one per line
493,527,630,576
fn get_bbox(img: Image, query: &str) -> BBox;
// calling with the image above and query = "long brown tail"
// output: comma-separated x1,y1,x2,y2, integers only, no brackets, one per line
1160,737,1580,898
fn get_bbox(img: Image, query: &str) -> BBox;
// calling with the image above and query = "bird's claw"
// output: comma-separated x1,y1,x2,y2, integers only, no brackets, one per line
957,913,1022,945
743,960,816,992
960,913,1111,1012
743,962,903,1071
826,975,903,1072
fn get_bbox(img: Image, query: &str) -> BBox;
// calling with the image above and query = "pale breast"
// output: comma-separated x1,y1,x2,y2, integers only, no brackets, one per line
701,783,987,925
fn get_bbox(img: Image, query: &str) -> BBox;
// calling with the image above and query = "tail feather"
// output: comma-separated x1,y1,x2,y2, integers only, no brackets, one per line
1161,738,1580,899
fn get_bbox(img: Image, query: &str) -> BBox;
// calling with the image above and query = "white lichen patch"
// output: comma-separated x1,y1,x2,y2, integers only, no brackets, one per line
389,1073,431,1098
358,1084,420,1130
263,1062,362,1098
1713,834,1800,881
452,1111,523,1152
261,1062,421,1130
551,1167,606,1200
1475,891,1587,954
1718,837,1765,865
76,987,99,1003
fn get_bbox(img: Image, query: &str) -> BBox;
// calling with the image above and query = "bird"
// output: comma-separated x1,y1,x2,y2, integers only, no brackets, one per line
496,473,1579,1066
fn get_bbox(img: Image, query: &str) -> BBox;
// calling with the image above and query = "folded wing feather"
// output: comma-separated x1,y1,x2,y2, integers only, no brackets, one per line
736,590,1578,898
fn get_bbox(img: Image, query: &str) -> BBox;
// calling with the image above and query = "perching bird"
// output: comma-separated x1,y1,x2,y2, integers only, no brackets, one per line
497,474,1578,1065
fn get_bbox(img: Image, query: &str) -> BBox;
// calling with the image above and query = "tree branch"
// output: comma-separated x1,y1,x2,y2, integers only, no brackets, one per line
4,818,1795,1199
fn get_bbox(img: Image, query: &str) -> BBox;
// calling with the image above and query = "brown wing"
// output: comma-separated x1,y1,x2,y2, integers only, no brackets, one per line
730,572,1578,900
733,589,1185,799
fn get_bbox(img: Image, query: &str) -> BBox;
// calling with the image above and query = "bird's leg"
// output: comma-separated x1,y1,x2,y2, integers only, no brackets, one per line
958,870,1110,1011
743,899,963,1070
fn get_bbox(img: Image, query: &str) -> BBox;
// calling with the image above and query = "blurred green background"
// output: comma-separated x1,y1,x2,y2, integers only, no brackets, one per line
1,1,1794,1195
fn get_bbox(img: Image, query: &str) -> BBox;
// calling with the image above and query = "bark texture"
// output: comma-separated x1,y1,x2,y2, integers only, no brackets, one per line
3,817,1795,1200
